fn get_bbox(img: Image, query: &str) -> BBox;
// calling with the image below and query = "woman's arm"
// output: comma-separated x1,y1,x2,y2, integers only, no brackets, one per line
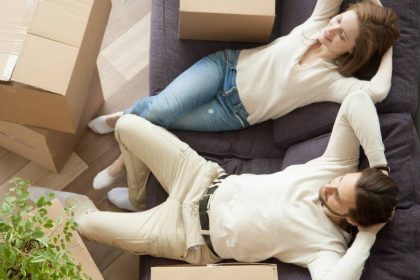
368,0,383,7
310,0,343,21
325,46,394,104
367,47,393,102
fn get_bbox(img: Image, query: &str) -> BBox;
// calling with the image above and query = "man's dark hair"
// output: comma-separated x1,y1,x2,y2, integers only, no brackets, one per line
348,168,398,227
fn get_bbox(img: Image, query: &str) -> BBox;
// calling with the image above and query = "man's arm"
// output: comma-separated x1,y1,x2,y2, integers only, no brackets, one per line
322,91,387,168
307,222,387,280
307,233,373,280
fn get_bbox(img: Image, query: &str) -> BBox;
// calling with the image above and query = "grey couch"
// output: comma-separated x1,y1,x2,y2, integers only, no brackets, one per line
140,0,420,279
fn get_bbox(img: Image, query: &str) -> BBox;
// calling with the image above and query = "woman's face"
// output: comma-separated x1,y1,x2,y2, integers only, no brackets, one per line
318,10,360,58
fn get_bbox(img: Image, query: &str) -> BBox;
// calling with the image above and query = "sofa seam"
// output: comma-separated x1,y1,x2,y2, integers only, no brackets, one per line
162,0,170,87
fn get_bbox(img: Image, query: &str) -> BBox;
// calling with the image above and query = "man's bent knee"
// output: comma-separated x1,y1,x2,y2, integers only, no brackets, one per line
115,114,150,143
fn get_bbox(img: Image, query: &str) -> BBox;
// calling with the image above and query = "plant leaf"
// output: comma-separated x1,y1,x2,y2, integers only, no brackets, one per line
36,196,46,208
31,230,44,239
30,255,46,263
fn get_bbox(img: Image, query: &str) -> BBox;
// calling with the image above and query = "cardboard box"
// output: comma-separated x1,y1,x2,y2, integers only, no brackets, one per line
179,0,275,43
44,199,104,280
152,264,278,280
0,0,111,133
0,69,104,172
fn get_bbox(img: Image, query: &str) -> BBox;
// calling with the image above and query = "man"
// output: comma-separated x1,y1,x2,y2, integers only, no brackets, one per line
30,91,397,280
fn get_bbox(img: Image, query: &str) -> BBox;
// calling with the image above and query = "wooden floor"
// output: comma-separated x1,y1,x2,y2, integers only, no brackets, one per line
0,0,152,279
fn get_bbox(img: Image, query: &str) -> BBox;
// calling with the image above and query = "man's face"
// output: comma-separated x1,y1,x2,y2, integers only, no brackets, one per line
318,173,360,218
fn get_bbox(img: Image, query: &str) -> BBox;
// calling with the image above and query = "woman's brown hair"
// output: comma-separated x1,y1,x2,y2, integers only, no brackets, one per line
336,2,400,77
348,168,398,227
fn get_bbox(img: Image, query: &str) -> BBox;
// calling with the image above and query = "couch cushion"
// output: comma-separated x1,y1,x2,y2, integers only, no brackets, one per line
281,134,330,169
361,205,420,280
172,121,285,159
273,103,339,147
372,113,416,209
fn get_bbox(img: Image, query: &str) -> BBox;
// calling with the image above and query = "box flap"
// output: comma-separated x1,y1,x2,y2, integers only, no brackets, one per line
29,0,93,48
12,34,78,95
0,118,48,152
39,200,104,279
180,0,275,16
0,0,37,81
0,54,18,81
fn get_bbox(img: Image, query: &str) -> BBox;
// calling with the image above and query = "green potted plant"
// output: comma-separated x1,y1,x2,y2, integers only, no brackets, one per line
0,178,92,280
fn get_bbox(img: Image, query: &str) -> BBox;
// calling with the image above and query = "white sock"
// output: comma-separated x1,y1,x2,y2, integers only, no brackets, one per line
88,115,115,134
107,187,140,212
93,167,117,190
29,187,98,222
28,186,79,205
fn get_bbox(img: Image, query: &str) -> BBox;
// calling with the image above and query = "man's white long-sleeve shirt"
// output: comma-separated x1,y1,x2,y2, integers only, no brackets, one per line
209,92,386,280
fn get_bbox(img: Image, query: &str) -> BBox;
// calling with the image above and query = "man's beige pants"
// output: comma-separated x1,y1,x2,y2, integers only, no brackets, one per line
67,115,222,264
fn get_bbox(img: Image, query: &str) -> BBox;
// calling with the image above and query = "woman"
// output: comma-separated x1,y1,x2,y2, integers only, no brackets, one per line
89,0,400,205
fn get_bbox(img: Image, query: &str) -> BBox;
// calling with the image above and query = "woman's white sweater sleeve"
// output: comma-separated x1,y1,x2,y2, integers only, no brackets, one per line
325,47,394,104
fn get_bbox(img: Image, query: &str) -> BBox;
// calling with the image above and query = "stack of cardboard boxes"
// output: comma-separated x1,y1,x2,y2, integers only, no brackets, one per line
0,0,112,172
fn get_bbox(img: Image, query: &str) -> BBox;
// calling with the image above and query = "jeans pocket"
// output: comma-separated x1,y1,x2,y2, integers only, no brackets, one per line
234,110,249,128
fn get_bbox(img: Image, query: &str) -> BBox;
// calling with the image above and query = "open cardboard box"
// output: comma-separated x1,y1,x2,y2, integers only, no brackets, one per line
0,0,111,133
179,0,275,43
0,196,103,279
0,68,104,172
152,263,278,280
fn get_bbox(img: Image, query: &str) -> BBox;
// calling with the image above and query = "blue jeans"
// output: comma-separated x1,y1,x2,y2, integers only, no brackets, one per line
124,49,249,131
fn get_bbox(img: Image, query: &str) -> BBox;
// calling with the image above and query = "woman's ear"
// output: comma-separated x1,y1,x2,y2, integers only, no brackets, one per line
346,216,359,227
388,208,396,221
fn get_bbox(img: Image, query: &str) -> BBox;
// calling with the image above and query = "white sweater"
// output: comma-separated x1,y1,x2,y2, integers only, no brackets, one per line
236,0,393,125
209,92,386,280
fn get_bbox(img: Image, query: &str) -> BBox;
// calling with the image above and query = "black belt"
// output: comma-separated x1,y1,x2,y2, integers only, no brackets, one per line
199,174,228,258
